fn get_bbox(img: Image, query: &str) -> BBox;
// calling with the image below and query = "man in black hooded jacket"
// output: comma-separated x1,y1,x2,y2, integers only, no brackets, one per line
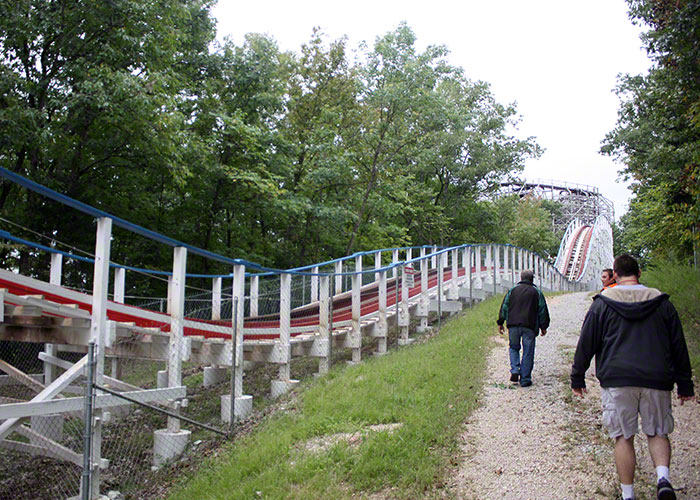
571,254,695,500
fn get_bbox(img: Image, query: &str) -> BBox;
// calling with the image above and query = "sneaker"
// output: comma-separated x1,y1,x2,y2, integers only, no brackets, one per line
657,478,676,500
520,380,532,387
509,373,519,382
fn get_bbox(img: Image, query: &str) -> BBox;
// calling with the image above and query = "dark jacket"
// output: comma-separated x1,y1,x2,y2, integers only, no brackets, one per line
570,286,694,397
497,280,550,333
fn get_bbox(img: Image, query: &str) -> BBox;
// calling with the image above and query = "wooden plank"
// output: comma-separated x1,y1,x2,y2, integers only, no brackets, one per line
0,358,45,394
14,424,83,467
0,355,87,441
0,373,43,387
1,433,82,466
0,386,187,419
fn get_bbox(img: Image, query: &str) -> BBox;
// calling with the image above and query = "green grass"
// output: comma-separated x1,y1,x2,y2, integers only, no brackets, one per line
167,297,501,500
641,260,700,375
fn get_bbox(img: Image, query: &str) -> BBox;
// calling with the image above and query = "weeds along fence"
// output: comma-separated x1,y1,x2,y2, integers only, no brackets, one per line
0,167,585,499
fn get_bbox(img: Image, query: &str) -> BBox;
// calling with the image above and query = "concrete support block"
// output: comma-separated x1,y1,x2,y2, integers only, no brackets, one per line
397,338,415,346
157,370,168,389
203,366,228,387
375,337,387,355
153,428,191,467
30,413,63,445
416,317,429,333
317,357,329,375
221,394,253,423
271,379,299,399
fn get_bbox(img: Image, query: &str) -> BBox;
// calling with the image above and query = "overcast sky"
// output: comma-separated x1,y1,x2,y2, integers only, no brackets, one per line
212,0,651,220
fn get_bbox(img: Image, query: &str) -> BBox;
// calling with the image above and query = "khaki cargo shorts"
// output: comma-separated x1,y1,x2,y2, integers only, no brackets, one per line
601,387,674,440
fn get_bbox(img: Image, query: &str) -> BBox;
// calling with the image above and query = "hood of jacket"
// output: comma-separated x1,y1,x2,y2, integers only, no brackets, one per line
595,286,668,321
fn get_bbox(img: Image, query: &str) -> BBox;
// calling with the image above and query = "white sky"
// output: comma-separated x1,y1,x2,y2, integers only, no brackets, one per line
212,0,651,220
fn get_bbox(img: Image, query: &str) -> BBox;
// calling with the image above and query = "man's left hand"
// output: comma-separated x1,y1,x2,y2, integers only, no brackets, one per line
540,328,547,337
498,324,504,335
679,395,697,405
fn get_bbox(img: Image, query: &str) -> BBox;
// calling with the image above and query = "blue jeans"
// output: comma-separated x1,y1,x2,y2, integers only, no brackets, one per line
508,326,536,385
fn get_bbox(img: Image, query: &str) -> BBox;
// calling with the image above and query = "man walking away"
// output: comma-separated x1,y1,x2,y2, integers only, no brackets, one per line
571,254,695,500
497,270,550,387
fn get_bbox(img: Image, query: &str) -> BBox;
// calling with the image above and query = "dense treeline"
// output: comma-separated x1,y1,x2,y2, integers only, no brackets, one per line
605,0,700,266
0,1,553,293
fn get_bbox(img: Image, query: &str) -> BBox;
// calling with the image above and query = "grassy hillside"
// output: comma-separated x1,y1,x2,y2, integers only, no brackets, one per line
167,297,501,499
641,261,700,375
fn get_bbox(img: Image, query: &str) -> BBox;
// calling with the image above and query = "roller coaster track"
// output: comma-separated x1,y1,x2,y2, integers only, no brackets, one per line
554,215,613,287
0,166,612,488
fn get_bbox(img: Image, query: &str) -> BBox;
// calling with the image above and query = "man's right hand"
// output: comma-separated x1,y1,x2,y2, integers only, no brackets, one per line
498,324,504,335
572,387,587,398
540,328,547,336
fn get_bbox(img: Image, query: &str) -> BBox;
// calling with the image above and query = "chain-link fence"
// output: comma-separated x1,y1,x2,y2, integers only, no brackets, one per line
0,341,86,500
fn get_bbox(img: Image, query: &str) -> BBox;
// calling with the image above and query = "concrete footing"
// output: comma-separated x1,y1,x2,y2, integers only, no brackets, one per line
156,370,168,389
203,366,228,387
153,428,191,467
221,394,253,423
397,338,415,346
271,379,299,399
30,413,63,444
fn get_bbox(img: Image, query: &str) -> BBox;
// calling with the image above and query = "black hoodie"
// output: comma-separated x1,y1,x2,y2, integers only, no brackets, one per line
571,287,694,396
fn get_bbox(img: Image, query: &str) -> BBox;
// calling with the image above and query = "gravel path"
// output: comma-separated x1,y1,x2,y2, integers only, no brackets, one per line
448,291,700,500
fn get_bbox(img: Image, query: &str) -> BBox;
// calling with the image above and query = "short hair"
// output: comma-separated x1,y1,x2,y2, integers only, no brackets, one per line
602,268,613,277
613,254,640,278
520,270,534,283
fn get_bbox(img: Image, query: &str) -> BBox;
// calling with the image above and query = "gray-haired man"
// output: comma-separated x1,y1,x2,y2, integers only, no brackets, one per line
497,270,550,387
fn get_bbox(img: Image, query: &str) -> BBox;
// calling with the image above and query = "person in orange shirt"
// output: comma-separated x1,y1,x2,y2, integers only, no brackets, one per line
601,267,617,291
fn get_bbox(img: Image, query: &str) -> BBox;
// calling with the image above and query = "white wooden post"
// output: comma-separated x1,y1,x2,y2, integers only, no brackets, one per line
44,253,63,385
406,247,412,263
350,255,362,363
318,276,330,374
449,249,459,299
375,251,382,282
90,217,111,492
474,246,483,289
398,265,410,344
503,246,510,285
461,247,468,284
377,269,388,353
431,245,437,268
168,247,186,431
392,249,399,279
518,248,523,275
467,246,473,304
212,277,222,321
223,264,252,421
494,245,502,285
203,276,224,388
334,261,343,294
111,267,126,379
153,246,192,468
271,273,298,398
438,251,445,301
250,275,259,317
417,248,428,332
91,218,111,385
311,266,319,303
484,245,493,285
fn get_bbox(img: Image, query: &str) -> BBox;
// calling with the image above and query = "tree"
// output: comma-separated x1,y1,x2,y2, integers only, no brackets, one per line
0,0,218,283
602,0,700,262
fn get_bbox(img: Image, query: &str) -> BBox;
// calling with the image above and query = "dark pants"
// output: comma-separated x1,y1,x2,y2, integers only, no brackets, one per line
508,326,536,386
